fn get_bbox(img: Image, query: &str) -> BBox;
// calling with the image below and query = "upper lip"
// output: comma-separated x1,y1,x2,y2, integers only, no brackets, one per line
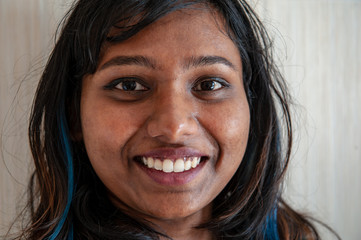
134,147,208,160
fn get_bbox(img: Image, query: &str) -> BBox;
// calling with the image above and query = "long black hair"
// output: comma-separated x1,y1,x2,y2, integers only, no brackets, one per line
10,0,339,239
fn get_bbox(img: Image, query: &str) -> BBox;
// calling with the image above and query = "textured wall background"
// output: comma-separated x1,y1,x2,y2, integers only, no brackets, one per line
257,1,361,239
1,0,360,239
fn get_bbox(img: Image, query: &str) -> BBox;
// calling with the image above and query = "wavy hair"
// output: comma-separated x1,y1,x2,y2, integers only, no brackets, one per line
9,0,339,239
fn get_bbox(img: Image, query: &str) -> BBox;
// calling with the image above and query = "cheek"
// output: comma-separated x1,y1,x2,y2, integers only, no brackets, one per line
211,101,249,146
81,95,142,145
80,98,141,174
225,105,250,158
204,99,250,173
81,107,119,176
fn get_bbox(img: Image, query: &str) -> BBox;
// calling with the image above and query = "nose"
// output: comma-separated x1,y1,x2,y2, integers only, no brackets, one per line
146,92,199,143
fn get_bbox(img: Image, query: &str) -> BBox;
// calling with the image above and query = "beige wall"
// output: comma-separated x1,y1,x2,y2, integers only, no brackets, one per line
0,0,70,235
257,0,361,239
1,0,360,239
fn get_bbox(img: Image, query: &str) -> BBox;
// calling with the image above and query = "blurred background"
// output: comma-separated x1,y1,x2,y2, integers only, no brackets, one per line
1,0,360,239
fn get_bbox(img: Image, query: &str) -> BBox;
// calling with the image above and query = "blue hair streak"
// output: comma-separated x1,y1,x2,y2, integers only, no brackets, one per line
49,107,74,240
264,206,280,240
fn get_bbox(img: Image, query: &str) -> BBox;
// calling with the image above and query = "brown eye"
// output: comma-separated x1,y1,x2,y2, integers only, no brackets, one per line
104,78,148,92
116,80,147,91
194,80,224,91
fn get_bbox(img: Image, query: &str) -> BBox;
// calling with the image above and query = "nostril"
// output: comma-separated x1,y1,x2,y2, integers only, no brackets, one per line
146,108,199,142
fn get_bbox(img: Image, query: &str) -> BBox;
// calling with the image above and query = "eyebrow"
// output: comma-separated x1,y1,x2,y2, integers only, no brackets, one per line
185,55,236,70
99,55,236,71
99,55,156,70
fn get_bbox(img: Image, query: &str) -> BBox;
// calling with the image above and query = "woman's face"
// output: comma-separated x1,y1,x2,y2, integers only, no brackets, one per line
80,8,250,222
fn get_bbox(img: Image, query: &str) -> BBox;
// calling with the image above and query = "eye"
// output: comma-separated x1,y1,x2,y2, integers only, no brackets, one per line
116,80,147,91
193,78,227,91
104,78,148,91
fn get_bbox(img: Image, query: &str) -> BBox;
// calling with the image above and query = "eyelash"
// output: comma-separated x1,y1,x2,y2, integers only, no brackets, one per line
103,77,229,92
192,77,229,91
103,77,149,91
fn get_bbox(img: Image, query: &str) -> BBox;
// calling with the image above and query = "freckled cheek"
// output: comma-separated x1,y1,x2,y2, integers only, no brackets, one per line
81,105,140,164
227,105,249,143
205,102,250,165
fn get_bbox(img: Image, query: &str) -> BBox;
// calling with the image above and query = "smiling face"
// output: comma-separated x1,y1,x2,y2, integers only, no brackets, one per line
80,7,250,224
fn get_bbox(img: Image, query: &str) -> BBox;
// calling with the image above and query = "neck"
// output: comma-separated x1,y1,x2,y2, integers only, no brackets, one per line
110,194,214,239
157,219,213,240
153,205,214,240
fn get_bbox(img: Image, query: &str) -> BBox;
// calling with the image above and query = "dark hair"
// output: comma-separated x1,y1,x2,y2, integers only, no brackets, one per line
9,0,340,239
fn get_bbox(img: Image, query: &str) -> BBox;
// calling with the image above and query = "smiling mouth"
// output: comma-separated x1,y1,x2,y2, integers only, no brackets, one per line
134,156,208,173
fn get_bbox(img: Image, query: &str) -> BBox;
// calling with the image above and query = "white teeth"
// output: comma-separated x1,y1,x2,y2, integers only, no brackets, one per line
141,157,202,173
184,159,192,171
191,157,198,168
154,159,163,170
147,157,154,168
174,159,185,172
163,159,173,173
142,157,147,165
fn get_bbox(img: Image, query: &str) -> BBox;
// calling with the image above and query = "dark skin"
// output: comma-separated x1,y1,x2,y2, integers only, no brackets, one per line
80,8,250,240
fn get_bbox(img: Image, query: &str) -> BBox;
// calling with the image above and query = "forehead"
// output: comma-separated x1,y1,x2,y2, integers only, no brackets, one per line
98,7,241,70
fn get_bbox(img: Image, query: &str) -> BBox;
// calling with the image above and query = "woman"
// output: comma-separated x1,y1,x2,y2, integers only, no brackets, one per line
10,0,339,239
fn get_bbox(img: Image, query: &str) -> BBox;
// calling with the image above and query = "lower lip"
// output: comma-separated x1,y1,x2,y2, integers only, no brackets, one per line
137,160,207,186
